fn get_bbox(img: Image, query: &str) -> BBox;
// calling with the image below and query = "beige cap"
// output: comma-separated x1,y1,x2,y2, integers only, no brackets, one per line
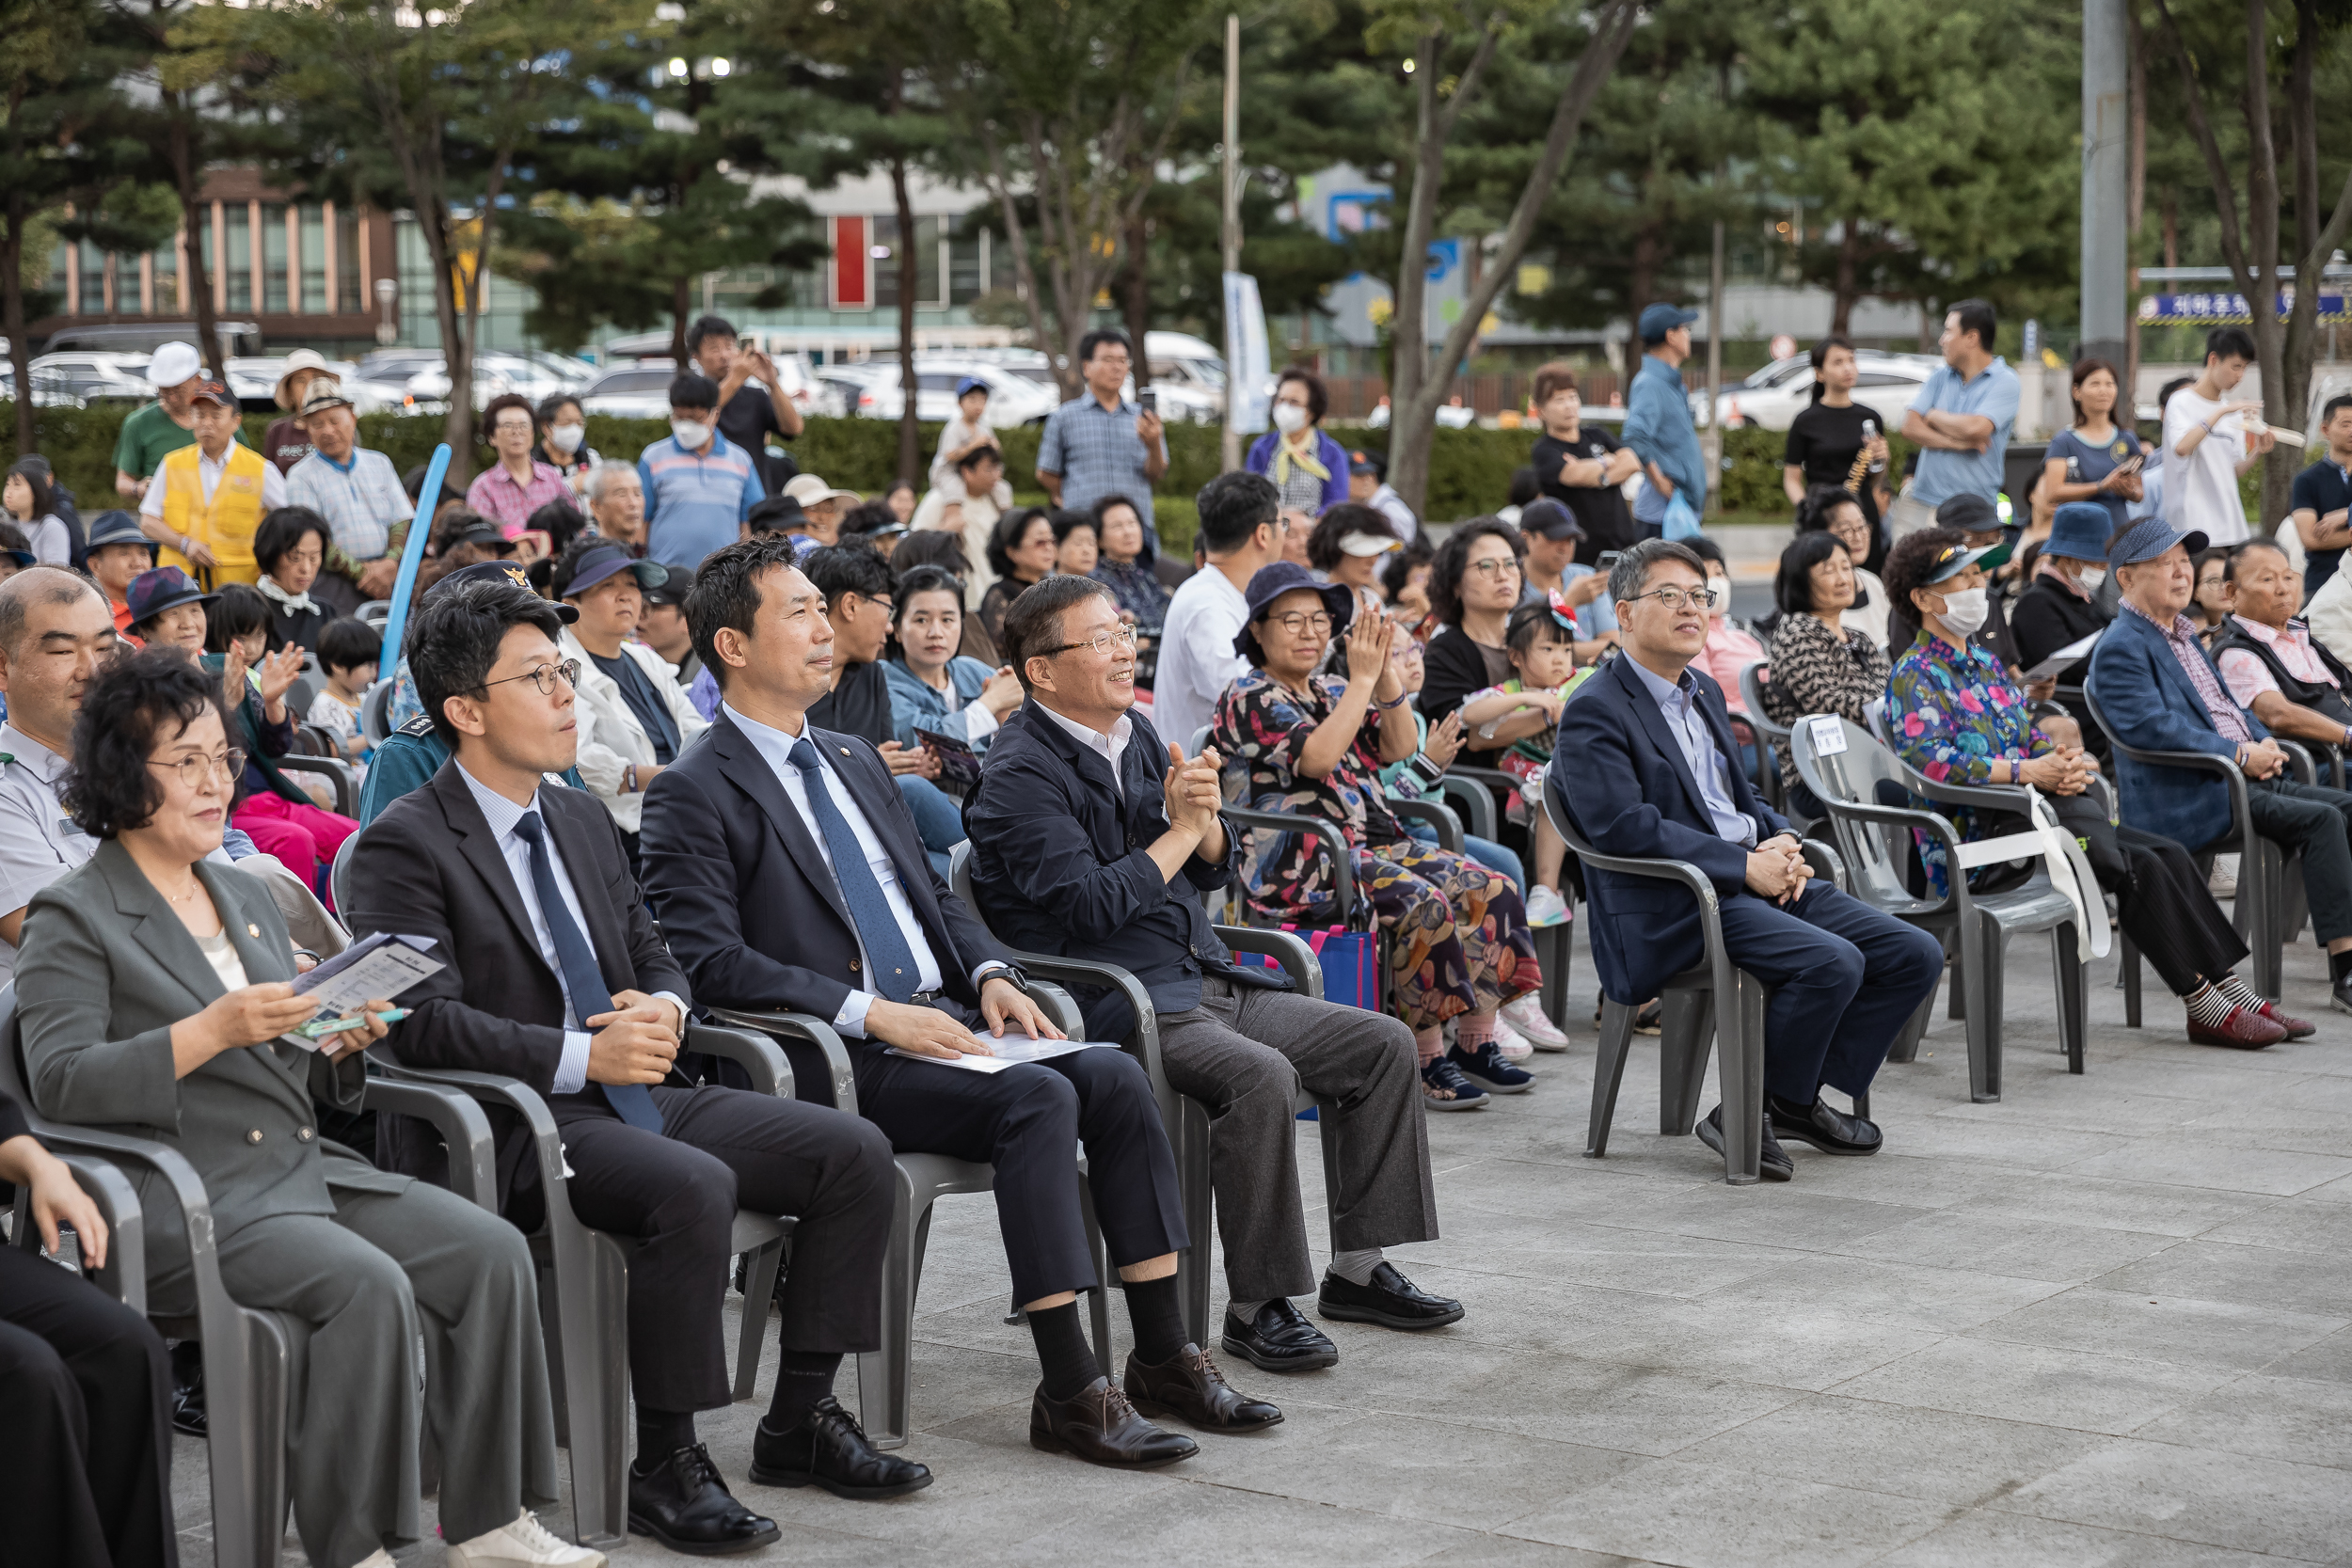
784,473,862,509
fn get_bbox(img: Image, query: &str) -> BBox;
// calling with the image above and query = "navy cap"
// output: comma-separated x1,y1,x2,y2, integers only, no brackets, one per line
1934,493,2004,536
126,566,216,625
642,565,693,607
1638,302,1701,343
429,560,580,621
2045,502,2112,562
1518,499,1586,542
1232,561,1356,662
2106,515,2209,566
0,544,32,570
955,375,989,398
557,543,668,600
746,493,807,534
86,509,158,559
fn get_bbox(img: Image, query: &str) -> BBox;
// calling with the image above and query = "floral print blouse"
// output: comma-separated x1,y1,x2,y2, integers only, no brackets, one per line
1884,630,2052,895
1210,668,1405,911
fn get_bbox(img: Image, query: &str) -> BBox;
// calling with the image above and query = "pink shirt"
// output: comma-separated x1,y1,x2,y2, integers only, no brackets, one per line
466,460,571,534
1692,617,1767,714
2217,614,2341,705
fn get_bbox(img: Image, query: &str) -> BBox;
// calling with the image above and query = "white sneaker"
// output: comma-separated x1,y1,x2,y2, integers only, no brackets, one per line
2207,854,2238,899
1501,994,1570,1053
353,1553,397,1568
1524,884,1571,927
1492,1016,1534,1061
446,1510,607,1567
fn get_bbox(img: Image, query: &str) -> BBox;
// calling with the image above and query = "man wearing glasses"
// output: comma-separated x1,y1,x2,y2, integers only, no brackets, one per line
1037,328,1168,531
1152,472,1292,752
1550,539,1943,1182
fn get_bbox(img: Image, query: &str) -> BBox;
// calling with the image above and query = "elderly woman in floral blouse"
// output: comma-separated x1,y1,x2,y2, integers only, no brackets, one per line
1881,529,2300,1048
1758,531,1890,820
1210,562,1542,1110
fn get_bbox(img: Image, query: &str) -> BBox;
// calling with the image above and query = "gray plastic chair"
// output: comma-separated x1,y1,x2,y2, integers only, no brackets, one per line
359,677,395,745
1791,714,2089,1101
1738,660,1794,816
357,600,391,631
2,986,497,1568
276,752,359,817
947,842,1342,1349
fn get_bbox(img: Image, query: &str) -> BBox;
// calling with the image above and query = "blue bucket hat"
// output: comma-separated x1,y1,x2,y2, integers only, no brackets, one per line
125,566,216,626
86,509,158,561
2106,515,2209,566
2045,502,2113,563
1233,561,1355,664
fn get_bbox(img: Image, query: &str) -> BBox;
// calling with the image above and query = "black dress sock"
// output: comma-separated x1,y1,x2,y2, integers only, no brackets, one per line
635,1407,697,1472
763,1349,845,1434
1123,1274,1189,1366
1026,1300,1103,1400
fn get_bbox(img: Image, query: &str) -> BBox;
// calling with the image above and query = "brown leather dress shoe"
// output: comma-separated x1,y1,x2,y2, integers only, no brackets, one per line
2188,1004,2286,1050
1123,1344,1282,1433
2255,998,2317,1040
1030,1377,1199,1466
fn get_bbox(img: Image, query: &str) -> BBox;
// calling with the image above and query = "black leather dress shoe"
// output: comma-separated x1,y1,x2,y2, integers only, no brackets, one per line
169,1342,205,1438
628,1444,781,1556
1030,1376,1199,1465
748,1394,932,1498
1694,1103,1793,1181
1769,1093,1883,1155
1317,1263,1465,1330
1220,1297,1339,1372
1124,1344,1282,1432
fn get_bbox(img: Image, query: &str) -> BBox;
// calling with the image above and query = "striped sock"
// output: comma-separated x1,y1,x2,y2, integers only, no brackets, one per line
2216,974,2270,1011
2183,981,2234,1027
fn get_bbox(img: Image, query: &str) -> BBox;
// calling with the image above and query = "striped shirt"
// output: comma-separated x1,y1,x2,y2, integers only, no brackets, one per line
2122,597,2254,742
467,459,572,533
1038,394,1163,527
286,447,411,570
638,432,763,569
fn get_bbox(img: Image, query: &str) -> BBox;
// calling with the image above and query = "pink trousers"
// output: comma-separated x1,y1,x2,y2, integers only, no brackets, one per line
233,793,360,910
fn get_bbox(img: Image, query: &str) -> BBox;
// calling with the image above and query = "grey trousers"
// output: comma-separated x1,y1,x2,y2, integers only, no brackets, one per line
191,1180,557,1568
1156,977,1438,1301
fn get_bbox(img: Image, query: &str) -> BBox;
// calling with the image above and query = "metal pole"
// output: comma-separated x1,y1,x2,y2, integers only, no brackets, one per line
1220,11,1242,474
1705,216,1724,512
2081,0,2130,367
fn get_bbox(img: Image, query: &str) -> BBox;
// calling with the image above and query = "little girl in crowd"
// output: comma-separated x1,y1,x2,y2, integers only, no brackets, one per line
1455,595,1593,928
306,616,384,778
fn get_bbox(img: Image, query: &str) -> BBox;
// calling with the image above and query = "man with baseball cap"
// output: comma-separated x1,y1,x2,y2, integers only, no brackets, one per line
113,341,205,500
262,348,339,472
1516,499,1618,657
287,380,413,611
1622,303,1708,540
639,565,700,684
783,473,861,546
2089,515,2352,1016
138,376,284,586
1345,450,1418,540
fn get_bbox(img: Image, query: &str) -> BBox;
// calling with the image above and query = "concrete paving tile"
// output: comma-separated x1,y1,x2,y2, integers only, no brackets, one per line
1574,1182,1937,1253
1948,1168,2272,1237
1496,1456,1947,1568
1931,1088,2214,1137
1998,1439,2352,1560
1829,1338,2233,1435
1670,1393,2106,1507
1383,1352,1806,1457
982,1477,1479,1568
1704,1254,2069,1334
1419,1538,1659,1568
2263,1328,2352,1385
2135,1372,2352,1468
2090,1239,2352,1318
1830,1209,2178,1284
2200,1196,2352,1255
1874,1509,2318,1567
1393,1212,1812,1299
2298,1170,2352,1203
2057,1140,2352,1197
1547,1293,1945,1392
1970,1285,2348,1374
1809,1110,2133,1172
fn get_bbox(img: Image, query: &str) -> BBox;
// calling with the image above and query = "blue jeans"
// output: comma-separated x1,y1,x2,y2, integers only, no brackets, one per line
898,774,962,879
1403,818,1523,895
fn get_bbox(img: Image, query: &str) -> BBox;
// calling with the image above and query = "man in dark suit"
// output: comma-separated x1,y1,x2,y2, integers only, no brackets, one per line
347,578,927,1560
1550,539,1943,1180
965,574,1459,1378
640,535,1225,1468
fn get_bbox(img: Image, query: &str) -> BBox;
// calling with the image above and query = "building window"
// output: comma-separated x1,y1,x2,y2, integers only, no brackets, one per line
224,203,252,312
949,224,988,304
153,239,178,313
300,204,327,314
262,203,290,313
79,242,107,314
873,214,945,309
336,207,363,314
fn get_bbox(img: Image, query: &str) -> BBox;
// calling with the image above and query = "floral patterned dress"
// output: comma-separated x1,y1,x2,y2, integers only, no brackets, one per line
1210,668,1539,1031
1884,630,2053,895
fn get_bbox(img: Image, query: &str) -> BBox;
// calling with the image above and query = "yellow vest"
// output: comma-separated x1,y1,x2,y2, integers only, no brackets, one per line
157,442,267,586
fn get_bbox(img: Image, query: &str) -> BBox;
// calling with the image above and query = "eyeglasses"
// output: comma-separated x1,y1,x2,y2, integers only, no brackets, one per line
1466,557,1522,579
147,748,246,789
1041,624,1138,658
1265,610,1333,636
1622,584,1724,612
476,657,582,697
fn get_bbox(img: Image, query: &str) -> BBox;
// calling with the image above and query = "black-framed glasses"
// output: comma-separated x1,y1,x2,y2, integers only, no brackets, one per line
1621,584,1723,613
1042,625,1139,658
477,657,582,697
147,748,246,789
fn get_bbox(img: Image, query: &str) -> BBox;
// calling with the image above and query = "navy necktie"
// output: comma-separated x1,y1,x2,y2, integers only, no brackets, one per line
512,811,664,1133
786,736,922,1003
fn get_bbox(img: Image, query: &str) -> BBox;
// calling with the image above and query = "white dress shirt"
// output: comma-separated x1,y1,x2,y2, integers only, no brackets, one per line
138,444,289,517
1151,565,1250,753
723,703,1006,1036
456,763,684,1093
1039,704,1134,797
1626,659,1758,847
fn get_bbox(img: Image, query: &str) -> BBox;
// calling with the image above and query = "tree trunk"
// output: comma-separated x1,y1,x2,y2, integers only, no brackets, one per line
891,154,921,485
166,91,221,379
670,271,691,364
1831,218,1863,338
1121,197,1151,386
1385,27,1447,511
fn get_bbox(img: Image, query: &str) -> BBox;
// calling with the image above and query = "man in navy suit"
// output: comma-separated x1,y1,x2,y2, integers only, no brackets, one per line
639,534,1218,1469
1549,539,1942,1180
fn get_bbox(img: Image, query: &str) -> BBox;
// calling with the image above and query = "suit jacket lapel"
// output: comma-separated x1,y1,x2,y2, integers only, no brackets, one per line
1611,657,1714,825
427,765,555,978
711,715,855,932
2134,612,2219,728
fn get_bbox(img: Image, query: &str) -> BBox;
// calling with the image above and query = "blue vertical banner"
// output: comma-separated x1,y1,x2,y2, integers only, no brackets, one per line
377,442,450,682
1224,271,1272,436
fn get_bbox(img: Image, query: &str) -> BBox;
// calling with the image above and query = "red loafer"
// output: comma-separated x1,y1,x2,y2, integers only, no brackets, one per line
2188,1005,2287,1050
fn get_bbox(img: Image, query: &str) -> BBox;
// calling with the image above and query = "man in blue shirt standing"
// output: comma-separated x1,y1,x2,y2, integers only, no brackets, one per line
640,372,764,570
1894,298,2020,543
1621,303,1707,538
1037,329,1168,531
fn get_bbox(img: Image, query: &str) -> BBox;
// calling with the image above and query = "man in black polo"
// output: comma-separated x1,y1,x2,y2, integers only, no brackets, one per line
687,314,803,496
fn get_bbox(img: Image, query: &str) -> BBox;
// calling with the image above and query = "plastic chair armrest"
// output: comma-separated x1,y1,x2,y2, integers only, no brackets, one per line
28,1154,147,1314
1215,924,1321,998
1435,775,1498,840
684,1022,794,1100
275,754,358,816
1390,796,1464,851
706,1010,860,1117
359,1075,497,1210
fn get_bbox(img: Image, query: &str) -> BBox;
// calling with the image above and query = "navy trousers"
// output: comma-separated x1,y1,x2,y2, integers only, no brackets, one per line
1714,880,1946,1103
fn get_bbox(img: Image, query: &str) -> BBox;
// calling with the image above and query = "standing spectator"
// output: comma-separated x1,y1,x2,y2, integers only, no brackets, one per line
139,379,286,586
583,460,648,554
2162,326,2273,547
1246,367,1349,531
1514,499,1617,658
640,372,764,570
3,457,73,564
534,392,598,496
978,507,1058,650
2211,538,2352,752
1623,303,1707,537
639,566,700,685
260,349,336,472
928,377,1009,503
251,506,332,655
553,540,707,858
914,446,1008,607
688,313,803,496
1782,336,1891,571
112,341,201,501
1152,472,1286,751
2289,393,2352,598
1037,329,1168,530
2041,358,2147,545
465,393,570,535
1530,364,1643,557
1756,531,1891,818
1794,484,1891,649
1345,450,1419,540
284,383,409,613
84,510,155,634
882,563,1022,752
1089,495,1169,638
307,615,382,771
1893,298,2020,541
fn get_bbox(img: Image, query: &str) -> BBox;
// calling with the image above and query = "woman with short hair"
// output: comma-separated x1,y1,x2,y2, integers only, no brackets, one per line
252,506,332,654
977,506,1058,649
1245,368,1348,525
1756,531,1890,818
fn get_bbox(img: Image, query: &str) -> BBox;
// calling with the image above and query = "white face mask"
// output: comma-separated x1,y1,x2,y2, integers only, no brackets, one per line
671,418,710,449
1271,402,1310,435
1707,578,1729,617
2075,565,2107,593
1936,585,1990,638
548,422,586,454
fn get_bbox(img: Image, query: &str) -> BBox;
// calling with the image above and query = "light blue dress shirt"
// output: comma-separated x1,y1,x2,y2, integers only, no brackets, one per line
1625,659,1757,848
1906,356,2022,509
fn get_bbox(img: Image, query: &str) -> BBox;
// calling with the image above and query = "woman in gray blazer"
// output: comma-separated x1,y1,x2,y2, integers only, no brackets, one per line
14,651,593,1568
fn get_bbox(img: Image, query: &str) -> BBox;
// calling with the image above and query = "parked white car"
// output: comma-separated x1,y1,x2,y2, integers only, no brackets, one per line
576,363,682,421
1711,351,1943,434
840,357,1062,426
27,353,153,404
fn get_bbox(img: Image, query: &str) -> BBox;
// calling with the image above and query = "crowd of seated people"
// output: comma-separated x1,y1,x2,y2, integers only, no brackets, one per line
13,424,2352,1568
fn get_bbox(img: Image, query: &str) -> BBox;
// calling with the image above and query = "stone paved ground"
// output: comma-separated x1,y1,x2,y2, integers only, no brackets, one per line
175,922,2352,1567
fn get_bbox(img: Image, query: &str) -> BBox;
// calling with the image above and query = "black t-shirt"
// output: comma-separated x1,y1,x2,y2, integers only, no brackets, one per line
808,657,894,748
589,649,681,764
1783,401,1885,527
2291,457,2350,597
1530,428,1638,554
712,380,799,498
2009,577,2114,758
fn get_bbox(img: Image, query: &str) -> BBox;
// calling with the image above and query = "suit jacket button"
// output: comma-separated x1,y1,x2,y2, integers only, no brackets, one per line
297,1127,314,1142
246,1130,263,1145
849,958,860,972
